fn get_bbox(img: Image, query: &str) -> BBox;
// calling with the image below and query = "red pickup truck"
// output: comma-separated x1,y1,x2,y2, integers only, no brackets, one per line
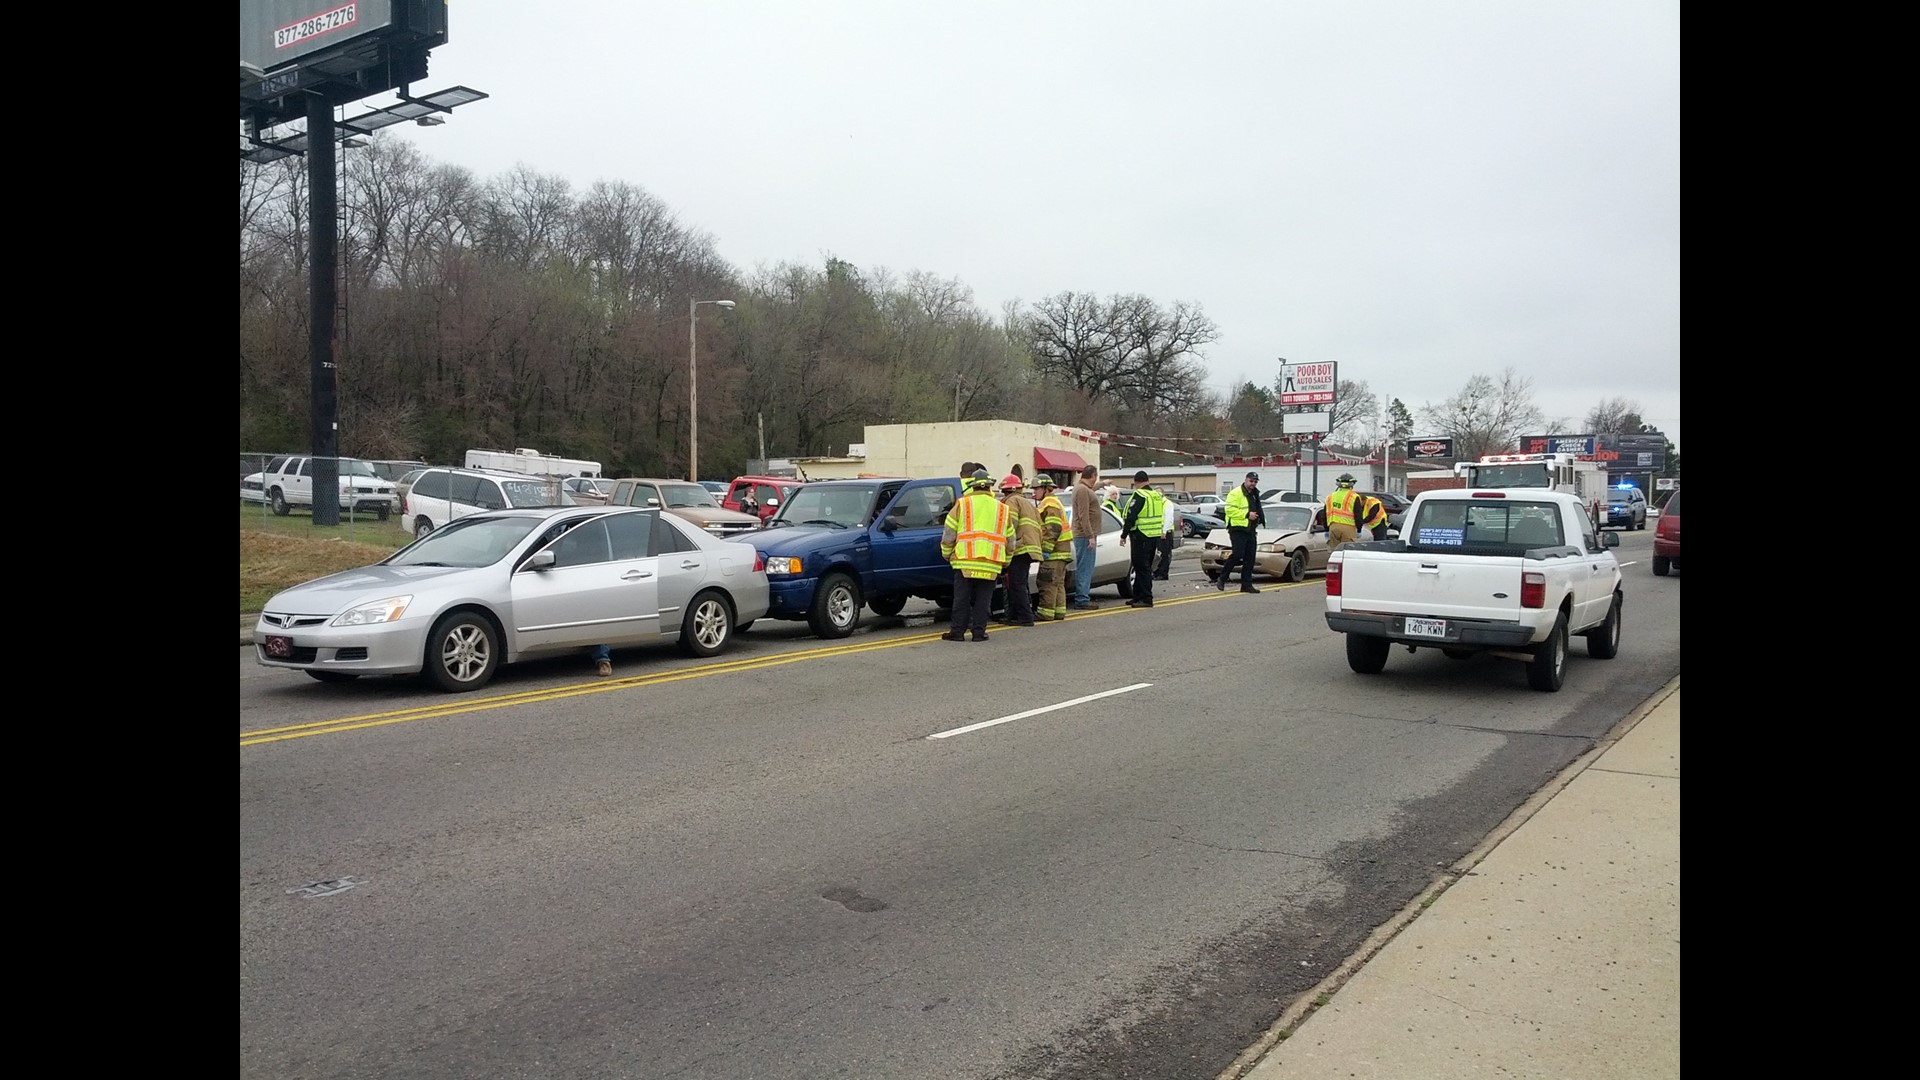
723,476,805,522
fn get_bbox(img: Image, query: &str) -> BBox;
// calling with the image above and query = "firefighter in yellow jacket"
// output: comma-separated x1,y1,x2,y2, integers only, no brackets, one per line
1324,473,1366,550
996,474,1042,627
1032,475,1073,621
941,470,1012,641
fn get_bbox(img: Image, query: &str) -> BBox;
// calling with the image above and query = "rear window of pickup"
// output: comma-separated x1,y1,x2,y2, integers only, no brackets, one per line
1406,500,1564,553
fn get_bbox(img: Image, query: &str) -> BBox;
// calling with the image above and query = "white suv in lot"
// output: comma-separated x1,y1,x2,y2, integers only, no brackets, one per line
403,468,577,538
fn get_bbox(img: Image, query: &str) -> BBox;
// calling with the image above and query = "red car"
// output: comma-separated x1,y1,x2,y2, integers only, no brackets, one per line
1652,489,1680,575
723,476,805,523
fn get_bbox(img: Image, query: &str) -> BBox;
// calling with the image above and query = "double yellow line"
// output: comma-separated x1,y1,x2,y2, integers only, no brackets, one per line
240,587,1269,747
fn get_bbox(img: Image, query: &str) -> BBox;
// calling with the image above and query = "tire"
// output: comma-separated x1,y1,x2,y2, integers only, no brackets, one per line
375,505,390,522
1281,548,1307,583
1115,576,1133,599
1346,633,1390,674
1442,649,1475,660
678,590,735,657
1526,612,1569,692
868,595,907,618
269,488,291,516
306,670,359,683
1202,567,1219,582
1585,592,1622,659
414,517,435,539
808,572,862,638
423,610,500,692
1651,555,1670,577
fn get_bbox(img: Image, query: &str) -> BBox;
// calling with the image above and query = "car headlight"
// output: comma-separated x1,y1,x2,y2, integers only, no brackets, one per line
331,596,412,626
1257,542,1281,553
1204,543,1223,551
764,556,802,575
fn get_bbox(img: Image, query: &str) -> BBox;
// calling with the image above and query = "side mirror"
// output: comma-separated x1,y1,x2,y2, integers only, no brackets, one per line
765,498,779,507
1601,532,1620,548
646,497,660,507
524,549,557,572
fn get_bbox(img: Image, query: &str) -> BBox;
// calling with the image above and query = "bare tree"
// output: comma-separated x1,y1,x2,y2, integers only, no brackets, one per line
1419,368,1545,460
1584,396,1646,434
1014,292,1216,422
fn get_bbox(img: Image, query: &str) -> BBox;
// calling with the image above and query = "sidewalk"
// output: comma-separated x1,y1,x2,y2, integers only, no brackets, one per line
1231,679,1679,1080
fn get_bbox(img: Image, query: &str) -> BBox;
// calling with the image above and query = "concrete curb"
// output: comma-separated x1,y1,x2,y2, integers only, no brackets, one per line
1218,676,1681,1080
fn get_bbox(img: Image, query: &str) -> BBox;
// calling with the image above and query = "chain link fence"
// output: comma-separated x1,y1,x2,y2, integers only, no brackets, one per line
240,452,418,544
241,453,585,545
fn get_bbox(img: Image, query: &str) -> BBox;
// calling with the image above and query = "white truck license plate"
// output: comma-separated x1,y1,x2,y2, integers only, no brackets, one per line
1405,618,1447,638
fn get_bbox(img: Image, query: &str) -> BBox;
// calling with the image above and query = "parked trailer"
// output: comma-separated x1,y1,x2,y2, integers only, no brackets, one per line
463,447,602,479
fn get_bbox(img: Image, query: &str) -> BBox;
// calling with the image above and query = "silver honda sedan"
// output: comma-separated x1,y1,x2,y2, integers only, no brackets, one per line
254,506,771,692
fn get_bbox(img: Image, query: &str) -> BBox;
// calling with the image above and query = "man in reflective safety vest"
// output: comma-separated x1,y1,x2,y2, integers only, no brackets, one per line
1216,471,1266,593
996,474,1041,627
1154,493,1181,581
1120,471,1166,608
1033,475,1073,621
940,470,1012,641
1324,473,1364,550
1358,492,1390,541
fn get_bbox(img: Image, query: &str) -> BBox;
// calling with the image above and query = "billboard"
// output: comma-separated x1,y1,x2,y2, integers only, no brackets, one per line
1519,434,1595,455
1278,361,1337,405
1281,411,1331,434
242,1,399,74
1406,437,1455,459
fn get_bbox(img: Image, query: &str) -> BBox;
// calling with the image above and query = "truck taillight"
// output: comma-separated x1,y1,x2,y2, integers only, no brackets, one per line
1326,556,1342,596
1521,570,1546,609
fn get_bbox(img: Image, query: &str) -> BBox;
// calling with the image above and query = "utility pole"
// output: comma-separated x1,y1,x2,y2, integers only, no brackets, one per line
758,412,766,465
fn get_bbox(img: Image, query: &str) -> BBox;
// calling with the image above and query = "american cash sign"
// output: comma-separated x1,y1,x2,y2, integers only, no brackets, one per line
1278,361,1337,405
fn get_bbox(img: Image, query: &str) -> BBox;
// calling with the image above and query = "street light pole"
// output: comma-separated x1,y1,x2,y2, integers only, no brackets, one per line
688,298,736,482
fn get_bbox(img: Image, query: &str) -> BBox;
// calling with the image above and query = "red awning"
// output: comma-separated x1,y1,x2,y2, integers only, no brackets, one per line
1032,447,1090,472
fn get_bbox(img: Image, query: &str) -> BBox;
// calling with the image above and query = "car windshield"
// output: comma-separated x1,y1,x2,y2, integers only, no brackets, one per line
501,479,575,507
769,485,877,527
1663,491,1680,514
338,460,379,478
658,483,720,509
387,516,544,567
1464,464,1550,489
1609,488,1642,503
1264,505,1316,532
399,469,426,485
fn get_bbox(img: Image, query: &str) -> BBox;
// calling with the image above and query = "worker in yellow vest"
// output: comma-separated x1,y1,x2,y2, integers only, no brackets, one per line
1032,475,1073,621
1119,470,1166,608
940,470,1012,641
996,473,1042,627
1324,473,1365,551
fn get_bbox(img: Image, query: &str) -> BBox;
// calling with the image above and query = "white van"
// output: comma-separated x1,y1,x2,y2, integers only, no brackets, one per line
402,468,578,538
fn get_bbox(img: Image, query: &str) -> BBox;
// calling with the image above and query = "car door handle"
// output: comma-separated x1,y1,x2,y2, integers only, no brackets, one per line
680,560,701,569
623,570,653,580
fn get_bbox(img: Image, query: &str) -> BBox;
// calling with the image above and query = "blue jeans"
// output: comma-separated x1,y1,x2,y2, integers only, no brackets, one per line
591,644,610,663
1072,536,1096,603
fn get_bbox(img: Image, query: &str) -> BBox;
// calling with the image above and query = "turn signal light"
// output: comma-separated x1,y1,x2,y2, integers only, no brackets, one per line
1326,556,1343,596
1521,570,1546,609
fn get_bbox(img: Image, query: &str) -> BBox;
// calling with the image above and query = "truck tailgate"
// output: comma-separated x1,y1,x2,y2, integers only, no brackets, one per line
1337,551,1524,622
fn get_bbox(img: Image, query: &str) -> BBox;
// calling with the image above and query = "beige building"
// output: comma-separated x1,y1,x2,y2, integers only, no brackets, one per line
792,420,1101,483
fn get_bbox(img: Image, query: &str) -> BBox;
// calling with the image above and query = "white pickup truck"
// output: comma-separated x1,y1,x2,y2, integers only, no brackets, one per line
1323,488,1623,692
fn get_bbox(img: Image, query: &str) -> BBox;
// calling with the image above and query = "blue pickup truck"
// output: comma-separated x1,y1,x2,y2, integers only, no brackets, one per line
749,477,969,638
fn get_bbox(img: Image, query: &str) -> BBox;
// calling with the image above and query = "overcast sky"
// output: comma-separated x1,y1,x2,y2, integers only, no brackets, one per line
364,0,1678,450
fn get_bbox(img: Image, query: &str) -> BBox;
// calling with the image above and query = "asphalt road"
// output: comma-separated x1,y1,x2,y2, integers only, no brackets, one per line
240,533,1680,1080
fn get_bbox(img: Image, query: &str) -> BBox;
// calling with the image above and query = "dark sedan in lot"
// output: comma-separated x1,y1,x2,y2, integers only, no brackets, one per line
1177,510,1226,538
